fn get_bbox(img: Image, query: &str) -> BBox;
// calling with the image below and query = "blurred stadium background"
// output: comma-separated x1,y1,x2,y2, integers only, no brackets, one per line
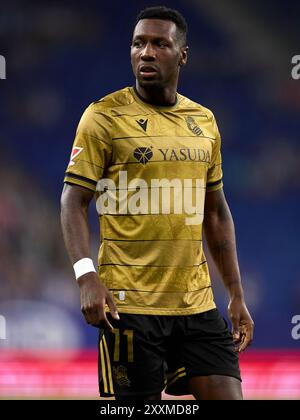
0,0,300,399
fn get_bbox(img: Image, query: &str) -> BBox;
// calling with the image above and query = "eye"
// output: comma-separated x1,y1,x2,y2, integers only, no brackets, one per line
157,41,168,48
133,40,143,48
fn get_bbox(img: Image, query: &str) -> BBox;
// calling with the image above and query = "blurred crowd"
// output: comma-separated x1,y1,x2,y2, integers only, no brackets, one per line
0,158,77,308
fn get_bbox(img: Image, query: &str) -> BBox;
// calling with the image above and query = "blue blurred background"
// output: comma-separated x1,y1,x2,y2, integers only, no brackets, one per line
0,0,300,355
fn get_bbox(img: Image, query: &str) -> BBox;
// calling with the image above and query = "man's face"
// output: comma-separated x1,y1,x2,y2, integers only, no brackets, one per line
131,19,187,89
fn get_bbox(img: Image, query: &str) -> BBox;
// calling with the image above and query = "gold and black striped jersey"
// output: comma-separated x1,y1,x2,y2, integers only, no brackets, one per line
64,86,223,315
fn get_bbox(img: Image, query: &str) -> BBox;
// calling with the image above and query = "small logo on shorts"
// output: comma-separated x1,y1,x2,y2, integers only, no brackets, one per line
113,365,131,387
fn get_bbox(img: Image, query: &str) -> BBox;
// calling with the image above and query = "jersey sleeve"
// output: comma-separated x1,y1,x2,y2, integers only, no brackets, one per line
64,104,112,192
206,115,223,192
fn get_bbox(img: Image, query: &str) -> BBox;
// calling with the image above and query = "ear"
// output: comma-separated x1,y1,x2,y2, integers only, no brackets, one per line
179,46,189,67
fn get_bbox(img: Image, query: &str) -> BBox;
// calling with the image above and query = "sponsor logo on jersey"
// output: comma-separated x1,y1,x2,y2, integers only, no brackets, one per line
158,147,210,163
136,118,148,132
133,146,210,164
185,116,203,136
133,147,153,164
69,146,83,166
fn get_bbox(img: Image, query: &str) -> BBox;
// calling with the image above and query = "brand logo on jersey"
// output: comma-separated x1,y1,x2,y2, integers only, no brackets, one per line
113,365,131,387
185,116,203,136
136,118,148,132
133,147,153,164
69,147,83,166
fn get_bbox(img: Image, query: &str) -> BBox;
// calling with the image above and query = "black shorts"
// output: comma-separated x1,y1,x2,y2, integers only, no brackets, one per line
98,308,241,398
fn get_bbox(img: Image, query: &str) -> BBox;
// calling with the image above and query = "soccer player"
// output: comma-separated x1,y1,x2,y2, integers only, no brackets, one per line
61,6,254,400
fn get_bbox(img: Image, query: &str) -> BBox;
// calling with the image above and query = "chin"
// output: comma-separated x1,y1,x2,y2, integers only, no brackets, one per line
139,78,164,89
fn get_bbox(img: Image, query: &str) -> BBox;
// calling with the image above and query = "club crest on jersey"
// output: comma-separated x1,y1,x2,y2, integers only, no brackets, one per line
185,116,203,136
69,147,83,166
113,365,131,387
133,147,153,164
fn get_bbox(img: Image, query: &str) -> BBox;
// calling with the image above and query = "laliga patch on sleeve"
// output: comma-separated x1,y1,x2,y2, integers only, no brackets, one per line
68,147,83,166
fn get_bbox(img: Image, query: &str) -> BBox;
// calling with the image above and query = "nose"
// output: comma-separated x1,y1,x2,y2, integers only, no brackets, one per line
141,42,155,61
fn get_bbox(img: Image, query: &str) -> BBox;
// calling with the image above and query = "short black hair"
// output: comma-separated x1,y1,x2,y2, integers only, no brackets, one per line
135,6,188,47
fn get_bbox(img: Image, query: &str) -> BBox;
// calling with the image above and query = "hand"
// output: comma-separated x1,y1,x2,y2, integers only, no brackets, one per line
77,272,119,330
228,297,254,352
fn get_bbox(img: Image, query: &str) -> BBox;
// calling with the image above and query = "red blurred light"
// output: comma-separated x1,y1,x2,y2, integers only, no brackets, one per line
0,350,300,399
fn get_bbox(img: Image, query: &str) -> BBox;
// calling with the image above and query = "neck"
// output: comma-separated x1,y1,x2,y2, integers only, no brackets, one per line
134,82,178,107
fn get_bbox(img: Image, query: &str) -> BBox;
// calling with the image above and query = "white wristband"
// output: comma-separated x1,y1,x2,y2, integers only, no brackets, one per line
73,258,96,280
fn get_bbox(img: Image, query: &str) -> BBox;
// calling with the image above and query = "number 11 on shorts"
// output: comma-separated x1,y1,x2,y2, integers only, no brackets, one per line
112,329,134,362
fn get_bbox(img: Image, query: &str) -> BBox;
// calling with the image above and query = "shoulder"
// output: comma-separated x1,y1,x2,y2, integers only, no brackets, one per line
177,93,216,122
88,87,135,115
76,87,134,130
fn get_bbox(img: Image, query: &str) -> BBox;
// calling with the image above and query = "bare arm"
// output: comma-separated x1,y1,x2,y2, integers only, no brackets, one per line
204,188,254,351
60,183,119,330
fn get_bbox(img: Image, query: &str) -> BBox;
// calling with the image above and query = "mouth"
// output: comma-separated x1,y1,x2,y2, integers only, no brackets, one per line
139,65,158,77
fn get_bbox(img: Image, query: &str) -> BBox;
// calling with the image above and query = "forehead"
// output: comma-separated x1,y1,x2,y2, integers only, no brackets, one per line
133,19,177,41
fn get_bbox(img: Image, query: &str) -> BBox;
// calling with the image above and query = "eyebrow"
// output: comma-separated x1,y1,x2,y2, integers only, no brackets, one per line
132,34,171,42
